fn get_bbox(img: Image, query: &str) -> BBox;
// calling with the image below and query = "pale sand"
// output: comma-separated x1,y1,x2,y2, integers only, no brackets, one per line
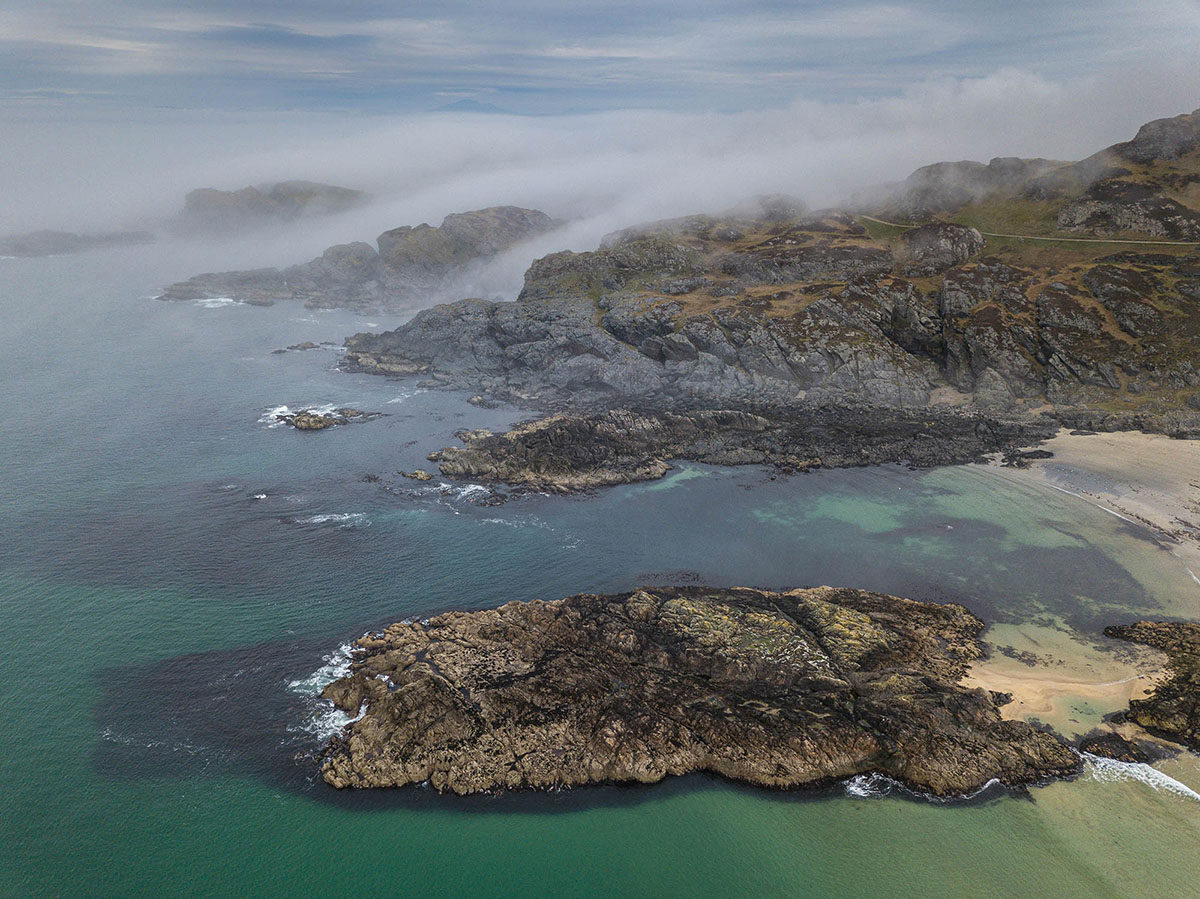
963,620,1166,737
964,429,1200,736
989,429,1200,580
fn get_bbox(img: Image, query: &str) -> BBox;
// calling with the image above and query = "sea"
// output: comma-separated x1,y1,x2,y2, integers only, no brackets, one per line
3,242,1200,897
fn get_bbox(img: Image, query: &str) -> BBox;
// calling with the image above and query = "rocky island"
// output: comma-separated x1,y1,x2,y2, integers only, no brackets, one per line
159,205,560,313
335,110,1200,489
172,180,368,235
319,585,1078,795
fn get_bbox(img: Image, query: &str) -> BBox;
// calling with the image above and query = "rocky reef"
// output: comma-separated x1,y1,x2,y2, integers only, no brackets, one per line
272,408,381,430
173,181,368,235
429,407,1056,490
0,229,153,257
1104,621,1200,750
159,205,559,313
319,585,1078,795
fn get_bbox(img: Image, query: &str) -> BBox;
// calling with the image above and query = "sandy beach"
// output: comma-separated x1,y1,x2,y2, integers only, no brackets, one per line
965,428,1200,736
991,428,1200,583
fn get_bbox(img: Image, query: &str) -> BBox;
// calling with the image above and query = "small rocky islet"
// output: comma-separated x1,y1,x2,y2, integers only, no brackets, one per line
272,408,382,430
319,585,1079,796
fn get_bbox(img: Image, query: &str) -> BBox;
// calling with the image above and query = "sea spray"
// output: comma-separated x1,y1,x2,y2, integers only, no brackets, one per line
287,643,366,742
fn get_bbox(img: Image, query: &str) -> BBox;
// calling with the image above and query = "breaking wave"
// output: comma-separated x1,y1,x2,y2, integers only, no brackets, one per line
287,643,366,743
293,512,370,528
193,296,243,308
1084,753,1200,802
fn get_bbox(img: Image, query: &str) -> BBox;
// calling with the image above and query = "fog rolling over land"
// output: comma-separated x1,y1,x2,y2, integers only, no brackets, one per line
8,1,1200,897
5,61,1200,282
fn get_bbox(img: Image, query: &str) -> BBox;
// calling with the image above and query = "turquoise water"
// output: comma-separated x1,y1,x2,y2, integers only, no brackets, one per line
3,246,1200,897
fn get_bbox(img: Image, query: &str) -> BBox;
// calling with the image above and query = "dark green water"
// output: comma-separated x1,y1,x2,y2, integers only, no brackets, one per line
3,245,1200,897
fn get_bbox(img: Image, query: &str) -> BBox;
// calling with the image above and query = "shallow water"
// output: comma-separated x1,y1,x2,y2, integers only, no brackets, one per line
3,245,1200,897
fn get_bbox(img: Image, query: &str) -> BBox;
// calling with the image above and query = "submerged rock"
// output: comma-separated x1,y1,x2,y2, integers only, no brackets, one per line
319,585,1079,795
1077,732,1152,763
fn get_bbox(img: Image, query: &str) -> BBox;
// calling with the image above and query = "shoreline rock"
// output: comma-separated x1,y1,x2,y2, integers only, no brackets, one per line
1104,621,1200,750
318,585,1079,796
428,406,1058,490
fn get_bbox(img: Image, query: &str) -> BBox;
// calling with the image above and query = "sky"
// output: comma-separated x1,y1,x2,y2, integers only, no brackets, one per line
3,0,1199,114
2,1,1199,248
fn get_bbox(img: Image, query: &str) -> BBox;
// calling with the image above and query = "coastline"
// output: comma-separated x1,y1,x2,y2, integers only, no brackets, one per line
965,428,1200,738
985,428,1200,589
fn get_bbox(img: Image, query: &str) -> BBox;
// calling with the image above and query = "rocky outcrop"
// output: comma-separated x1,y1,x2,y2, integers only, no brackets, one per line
0,229,153,257
319,585,1078,795
159,206,559,313
272,408,381,430
1104,621,1200,750
1057,179,1200,240
1077,732,1152,763
878,109,1200,225
343,222,1200,422
428,407,1056,490
898,222,985,276
880,157,1061,219
1111,109,1200,164
174,181,368,235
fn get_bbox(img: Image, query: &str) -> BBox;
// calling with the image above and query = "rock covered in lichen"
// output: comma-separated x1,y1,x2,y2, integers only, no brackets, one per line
319,585,1078,796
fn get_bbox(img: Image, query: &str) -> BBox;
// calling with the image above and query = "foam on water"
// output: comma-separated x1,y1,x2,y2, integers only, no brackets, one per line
1084,753,1200,802
287,642,367,742
258,403,341,428
843,773,1003,802
385,387,425,405
193,297,244,308
844,773,895,798
294,512,370,528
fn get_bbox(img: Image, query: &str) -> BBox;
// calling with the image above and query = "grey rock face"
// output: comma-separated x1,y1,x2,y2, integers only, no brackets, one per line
1114,109,1200,164
1058,180,1200,240
898,222,986,276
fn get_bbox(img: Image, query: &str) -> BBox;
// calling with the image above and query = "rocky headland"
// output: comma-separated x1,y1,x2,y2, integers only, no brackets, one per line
320,585,1079,795
159,205,560,313
335,110,1200,489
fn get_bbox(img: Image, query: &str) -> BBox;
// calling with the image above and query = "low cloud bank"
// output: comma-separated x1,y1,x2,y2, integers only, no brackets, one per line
3,63,1199,298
